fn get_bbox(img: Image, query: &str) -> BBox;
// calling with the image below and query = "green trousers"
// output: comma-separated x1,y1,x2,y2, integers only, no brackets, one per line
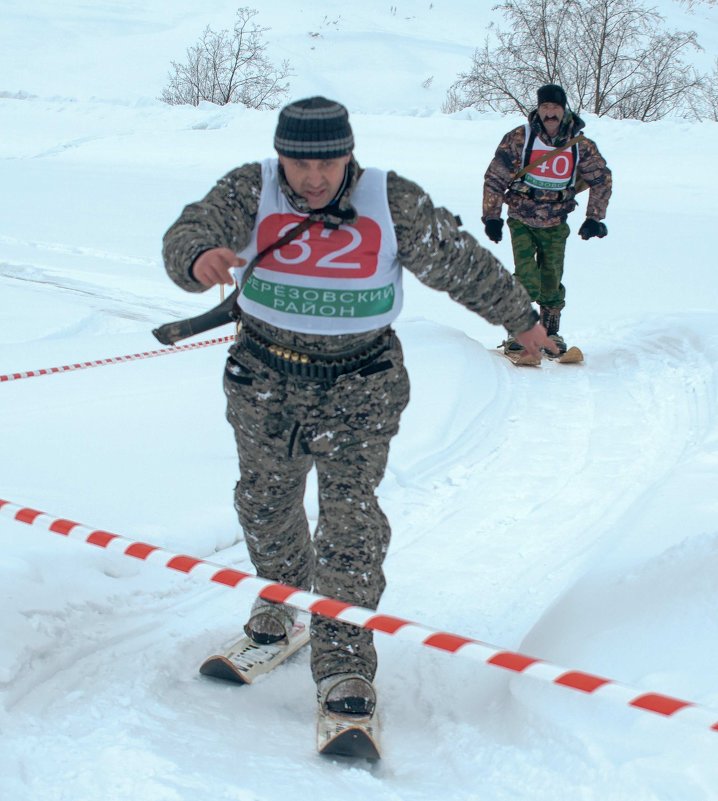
507,218,569,309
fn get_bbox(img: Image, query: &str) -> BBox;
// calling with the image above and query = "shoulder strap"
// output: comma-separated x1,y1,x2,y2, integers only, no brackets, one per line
522,127,537,170
152,216,317,346
511,133,584,183
238,215,315,292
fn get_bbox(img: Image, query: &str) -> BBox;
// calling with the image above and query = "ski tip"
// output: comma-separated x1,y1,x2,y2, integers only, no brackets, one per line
199,656,251,684
317,711,381,761
557,345,584,364
318,727,381,760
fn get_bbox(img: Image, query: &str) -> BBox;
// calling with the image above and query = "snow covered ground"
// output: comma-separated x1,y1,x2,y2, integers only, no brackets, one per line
1,2,718,800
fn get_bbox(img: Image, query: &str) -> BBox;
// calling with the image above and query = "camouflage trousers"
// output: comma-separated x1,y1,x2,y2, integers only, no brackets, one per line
223,333,410,684
507,218,569,310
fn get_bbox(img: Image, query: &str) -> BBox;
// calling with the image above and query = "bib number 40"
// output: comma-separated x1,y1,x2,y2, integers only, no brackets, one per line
529,149,575,180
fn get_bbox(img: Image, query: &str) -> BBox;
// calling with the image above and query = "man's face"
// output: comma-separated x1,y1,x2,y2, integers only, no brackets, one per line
278,154,352,209
538,102,564,137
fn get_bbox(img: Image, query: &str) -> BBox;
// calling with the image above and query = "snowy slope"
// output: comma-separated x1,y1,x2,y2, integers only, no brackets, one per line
2,2,718,800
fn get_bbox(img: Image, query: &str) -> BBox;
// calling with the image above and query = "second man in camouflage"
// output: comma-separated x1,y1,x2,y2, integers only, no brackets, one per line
482,83,612,357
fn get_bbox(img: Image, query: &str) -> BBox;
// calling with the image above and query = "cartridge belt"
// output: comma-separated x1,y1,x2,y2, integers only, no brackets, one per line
508,182,575,203
240,327,392,382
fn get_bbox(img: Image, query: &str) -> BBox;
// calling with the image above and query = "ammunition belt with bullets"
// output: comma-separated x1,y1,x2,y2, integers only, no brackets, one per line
508,181,576,203
240,325,392,382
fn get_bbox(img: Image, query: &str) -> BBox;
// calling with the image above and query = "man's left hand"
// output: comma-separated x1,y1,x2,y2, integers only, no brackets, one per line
578,218,608,240
514,322,558,358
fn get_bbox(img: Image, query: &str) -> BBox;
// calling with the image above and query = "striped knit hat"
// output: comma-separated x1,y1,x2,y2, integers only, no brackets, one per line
274,96,354,159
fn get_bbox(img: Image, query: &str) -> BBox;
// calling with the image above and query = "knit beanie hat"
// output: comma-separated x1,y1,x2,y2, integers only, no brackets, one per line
274,96,354,159
537,84,567,109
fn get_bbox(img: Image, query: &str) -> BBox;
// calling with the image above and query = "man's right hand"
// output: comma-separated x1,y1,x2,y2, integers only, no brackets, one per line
191,248,245,287
484,218,504,244
514,322,558,359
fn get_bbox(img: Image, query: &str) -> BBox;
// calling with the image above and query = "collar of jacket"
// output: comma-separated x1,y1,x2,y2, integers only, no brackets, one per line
528,108,585,146
277,156,361,229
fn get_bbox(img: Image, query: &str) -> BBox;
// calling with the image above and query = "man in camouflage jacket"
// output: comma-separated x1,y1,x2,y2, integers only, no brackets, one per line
162,96,554,718
482,84,612,354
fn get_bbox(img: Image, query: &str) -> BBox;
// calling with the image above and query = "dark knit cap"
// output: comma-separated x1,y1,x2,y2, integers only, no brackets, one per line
274,96,354,159
537,84,567,109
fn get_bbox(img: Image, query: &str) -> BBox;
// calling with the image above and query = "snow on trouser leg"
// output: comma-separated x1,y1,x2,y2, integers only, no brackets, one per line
309,342,410,684
309,469,392,684
223,332,411,686
224,350,316,594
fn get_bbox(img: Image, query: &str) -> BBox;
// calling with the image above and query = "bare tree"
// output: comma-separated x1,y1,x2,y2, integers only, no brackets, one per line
160,8,291,109
568,0,702,119
446,0,574,115
611,29,704,120
447,0,704,121
688,57,718,121
675,0,717,8
567,0,661,115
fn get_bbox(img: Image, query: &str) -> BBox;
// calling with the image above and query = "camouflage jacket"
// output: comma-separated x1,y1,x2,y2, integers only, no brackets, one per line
483,110,612,229
162,158,538,354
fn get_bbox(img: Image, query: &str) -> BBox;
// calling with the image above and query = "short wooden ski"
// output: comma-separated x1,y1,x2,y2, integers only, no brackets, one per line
200,615,309,684
317,709,381,760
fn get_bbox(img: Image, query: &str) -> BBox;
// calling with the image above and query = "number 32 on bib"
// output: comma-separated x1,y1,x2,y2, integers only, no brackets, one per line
257,214,382,279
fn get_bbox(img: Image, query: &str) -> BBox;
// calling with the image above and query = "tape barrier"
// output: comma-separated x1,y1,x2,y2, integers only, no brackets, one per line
1,496,716,735
0,335,235,383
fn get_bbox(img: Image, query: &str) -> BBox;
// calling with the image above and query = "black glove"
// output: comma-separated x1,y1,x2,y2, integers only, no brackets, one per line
578,218,607,240
483,218,504,243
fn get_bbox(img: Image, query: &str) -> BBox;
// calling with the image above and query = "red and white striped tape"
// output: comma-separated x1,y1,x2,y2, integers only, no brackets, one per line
0,335,234,383
1,496,716,735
